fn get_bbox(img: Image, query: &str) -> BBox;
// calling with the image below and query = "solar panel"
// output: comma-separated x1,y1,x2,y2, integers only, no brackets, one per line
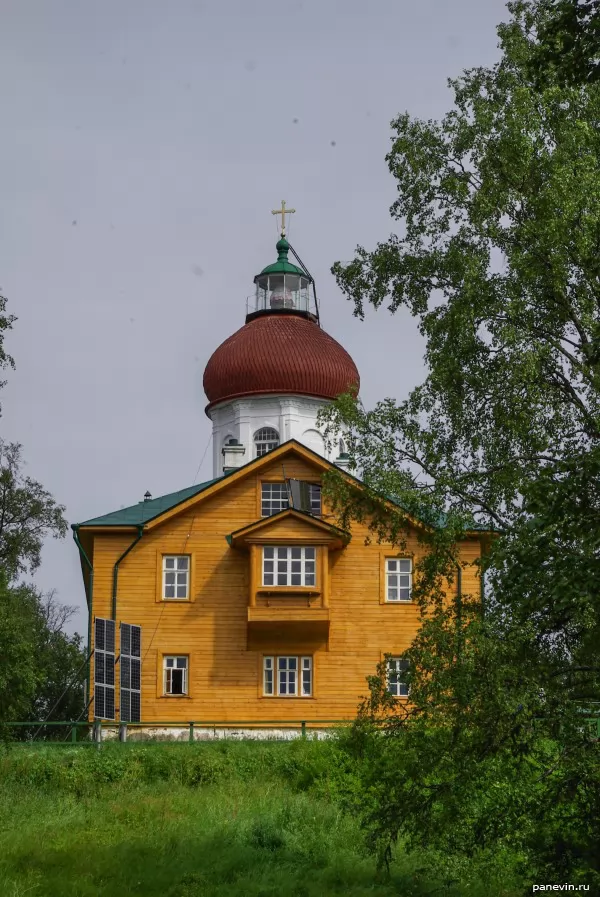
120,622,142,723
94,618,116,720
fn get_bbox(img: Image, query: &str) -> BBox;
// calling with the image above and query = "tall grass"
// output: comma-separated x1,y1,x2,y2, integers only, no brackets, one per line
0,740,525,896
0,738,345,794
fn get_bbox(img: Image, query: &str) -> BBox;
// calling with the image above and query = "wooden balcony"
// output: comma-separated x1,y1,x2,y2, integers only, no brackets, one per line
246,601,330,650
248,606,329,624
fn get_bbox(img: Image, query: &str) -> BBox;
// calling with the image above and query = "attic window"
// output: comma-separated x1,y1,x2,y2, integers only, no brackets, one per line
261,482,290,516
261,482,321,517
254,427,279,457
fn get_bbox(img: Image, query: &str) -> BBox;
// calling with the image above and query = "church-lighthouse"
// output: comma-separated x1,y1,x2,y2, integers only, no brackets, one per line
203,202,359,476
72,201,483,733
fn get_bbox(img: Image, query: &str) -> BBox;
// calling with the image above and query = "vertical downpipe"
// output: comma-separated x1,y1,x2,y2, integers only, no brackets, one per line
112,526,144,620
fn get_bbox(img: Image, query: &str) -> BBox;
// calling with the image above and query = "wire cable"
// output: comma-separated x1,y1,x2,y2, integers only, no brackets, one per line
193,430,213,484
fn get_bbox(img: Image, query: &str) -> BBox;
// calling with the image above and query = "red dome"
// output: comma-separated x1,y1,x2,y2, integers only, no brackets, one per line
203,313,359,413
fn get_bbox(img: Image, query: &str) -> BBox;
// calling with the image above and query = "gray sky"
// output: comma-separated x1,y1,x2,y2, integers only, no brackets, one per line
0,0,509,635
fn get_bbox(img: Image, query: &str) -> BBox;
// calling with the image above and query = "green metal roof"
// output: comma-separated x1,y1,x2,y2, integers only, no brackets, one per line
257,237,307,279
74,475,228,528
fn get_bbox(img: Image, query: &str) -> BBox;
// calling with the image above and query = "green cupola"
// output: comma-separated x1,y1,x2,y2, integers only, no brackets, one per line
258,238,307,278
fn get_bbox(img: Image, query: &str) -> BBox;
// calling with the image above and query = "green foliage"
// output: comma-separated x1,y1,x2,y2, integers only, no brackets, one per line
0,572,86,730
0,573,42,722
530,0,600,86
0,742,526,896
0,440,68,581
0,318,82,730
0,293,15,412
318,0,600,887
0,738,347,795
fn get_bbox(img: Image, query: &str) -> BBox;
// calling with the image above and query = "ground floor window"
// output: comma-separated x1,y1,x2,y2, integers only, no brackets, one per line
164,656,188,695
387,657,409,697
263,655,312,696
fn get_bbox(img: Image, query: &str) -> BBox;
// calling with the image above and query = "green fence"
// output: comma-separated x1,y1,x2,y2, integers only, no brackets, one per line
1,719,355,744
3,708,599,744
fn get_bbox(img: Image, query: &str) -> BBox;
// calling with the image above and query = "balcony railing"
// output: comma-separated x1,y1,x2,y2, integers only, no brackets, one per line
245,292,318,318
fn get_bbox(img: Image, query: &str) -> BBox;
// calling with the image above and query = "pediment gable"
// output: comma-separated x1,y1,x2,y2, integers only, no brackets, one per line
227,508,350,551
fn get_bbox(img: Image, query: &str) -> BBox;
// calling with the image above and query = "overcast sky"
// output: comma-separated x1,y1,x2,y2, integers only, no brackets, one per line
0,0,509,635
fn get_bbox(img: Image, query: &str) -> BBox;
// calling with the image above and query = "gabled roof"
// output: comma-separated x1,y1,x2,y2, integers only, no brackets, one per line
73,439,490,536
227,508,351,550
73,475,231,529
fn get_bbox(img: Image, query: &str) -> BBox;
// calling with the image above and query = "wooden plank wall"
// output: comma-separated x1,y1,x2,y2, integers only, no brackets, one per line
89,453,482,722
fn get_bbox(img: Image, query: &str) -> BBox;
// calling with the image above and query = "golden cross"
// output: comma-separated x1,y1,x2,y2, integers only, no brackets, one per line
271,200,295,237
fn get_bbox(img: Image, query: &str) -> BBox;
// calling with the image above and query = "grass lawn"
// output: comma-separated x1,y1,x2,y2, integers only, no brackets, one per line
0,742,524,896
0,779,413,897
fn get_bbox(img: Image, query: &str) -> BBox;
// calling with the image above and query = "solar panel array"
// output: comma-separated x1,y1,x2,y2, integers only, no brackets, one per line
120,623,142,722
94,618,116,720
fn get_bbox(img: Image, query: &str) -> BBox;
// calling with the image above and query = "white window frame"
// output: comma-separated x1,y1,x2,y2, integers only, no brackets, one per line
254,427,280,457
261,482,290,516
162,555,190,600
387,657,409,698
163,656,188,695
307,483,322,516
261,482,322,517
385,558,412,602
263,655,312,697
262,546,317,587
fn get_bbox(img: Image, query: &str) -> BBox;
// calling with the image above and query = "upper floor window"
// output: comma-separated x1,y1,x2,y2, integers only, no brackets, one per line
387,657,409,697
261,481,321,516
262,546,316,587
304,483,322,516
164,655,188,695
254,427,279,457
385,558,412,602
163,555,190,600
261,482,290,516
263,655,312,697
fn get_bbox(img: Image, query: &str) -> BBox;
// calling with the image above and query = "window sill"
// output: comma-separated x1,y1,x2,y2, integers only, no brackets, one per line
260,514,323,519
260,695,316,700
158,694,192,699
257,588,320,596
384,599,414,605
161,598,192,603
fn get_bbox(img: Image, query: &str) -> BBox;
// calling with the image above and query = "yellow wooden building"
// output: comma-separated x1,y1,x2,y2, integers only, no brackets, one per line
73,210,483,727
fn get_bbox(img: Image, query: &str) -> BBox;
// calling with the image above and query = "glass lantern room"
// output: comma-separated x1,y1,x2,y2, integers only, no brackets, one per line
250,237,314,316
255,271,311,313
